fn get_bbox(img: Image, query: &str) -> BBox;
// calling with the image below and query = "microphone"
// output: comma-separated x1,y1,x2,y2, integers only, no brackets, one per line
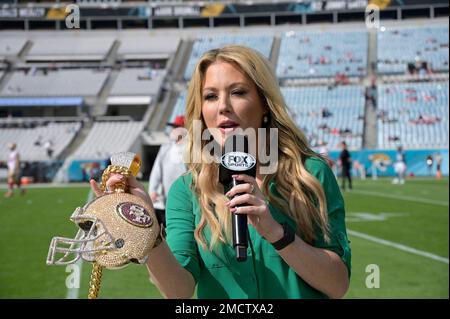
219,134,257,262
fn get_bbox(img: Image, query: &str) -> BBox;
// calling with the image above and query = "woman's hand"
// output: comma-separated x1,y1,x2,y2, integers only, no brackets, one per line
90,173,152,204
225,174,283,243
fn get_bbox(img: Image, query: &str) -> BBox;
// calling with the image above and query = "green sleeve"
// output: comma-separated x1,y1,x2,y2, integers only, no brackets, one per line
306,157,352,277
165,174,201,283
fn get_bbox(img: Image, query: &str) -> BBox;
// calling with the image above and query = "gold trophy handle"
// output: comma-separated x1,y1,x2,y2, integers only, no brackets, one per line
88,153,141,299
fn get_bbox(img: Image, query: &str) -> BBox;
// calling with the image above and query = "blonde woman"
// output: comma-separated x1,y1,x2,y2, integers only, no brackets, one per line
92,45,351,299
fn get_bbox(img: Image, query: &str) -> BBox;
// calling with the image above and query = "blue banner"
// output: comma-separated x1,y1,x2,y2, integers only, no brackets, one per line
68,159,109,182
327,149,448,177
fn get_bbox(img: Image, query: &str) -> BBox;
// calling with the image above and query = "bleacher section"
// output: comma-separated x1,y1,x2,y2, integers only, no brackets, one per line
109,68,167,97
70,121,144,159
282,85,365,150
1,69,109,97
25,36,115,61
117,35,180,60
0,122,81,162
377,81,449,149
277,31,368,79
377,27,449,74
0,37,27,61
183,35,273,80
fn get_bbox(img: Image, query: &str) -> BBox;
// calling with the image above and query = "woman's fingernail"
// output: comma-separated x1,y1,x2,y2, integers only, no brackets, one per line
230,207,236,212
232,174,239,178
225,201,230,206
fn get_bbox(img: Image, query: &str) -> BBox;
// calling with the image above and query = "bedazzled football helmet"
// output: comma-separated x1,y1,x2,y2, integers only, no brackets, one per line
47,152,161,269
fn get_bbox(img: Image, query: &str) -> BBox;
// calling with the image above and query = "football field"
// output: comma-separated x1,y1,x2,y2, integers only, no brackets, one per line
0,177,448,299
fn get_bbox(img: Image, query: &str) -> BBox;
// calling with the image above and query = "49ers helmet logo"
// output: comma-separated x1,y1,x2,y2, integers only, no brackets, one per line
117,202,153,228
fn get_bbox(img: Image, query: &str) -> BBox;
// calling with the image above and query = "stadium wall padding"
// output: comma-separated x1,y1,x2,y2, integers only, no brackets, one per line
68,160,109,182
327,149,448,177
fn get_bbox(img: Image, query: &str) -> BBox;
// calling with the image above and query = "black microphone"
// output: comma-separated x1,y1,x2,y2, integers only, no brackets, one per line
219,134,257,262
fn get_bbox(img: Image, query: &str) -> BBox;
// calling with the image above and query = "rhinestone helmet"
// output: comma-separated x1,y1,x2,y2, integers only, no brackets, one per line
47,152,159,269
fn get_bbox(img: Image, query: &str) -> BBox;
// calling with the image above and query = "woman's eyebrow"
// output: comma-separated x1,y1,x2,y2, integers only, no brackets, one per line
203,82,250,91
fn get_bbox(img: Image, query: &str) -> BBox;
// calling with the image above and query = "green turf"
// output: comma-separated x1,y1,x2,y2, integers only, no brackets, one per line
0,177,448,298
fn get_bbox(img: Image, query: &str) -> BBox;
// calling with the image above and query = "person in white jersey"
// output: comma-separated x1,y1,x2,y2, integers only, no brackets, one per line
5,143,26,198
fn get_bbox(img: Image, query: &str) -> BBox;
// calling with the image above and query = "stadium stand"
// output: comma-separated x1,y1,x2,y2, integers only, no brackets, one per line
377,26,449,74
116,35,180,61
282,85,365,150
277,31,368,79
109,68,167,97
0,37,27,61
377,81,449,149
25,36,115,61
1,69,109,97
0,121,81,162
70,121,144,160
183,35,273,80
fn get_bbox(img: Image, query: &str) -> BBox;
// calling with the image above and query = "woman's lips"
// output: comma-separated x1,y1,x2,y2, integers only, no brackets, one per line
219,126,239,134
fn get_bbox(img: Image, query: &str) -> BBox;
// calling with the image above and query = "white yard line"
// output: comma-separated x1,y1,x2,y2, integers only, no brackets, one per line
347,229,449,264
66,190,94,299
350,190,449,207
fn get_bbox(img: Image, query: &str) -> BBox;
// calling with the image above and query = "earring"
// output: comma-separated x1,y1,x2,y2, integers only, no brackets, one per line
263,115,269,124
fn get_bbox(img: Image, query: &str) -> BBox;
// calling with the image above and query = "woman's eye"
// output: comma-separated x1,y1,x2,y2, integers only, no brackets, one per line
232,90,247,96
204,94,217,101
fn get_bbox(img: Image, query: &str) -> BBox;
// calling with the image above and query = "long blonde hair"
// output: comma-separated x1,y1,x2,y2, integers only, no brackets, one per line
185,45,329,250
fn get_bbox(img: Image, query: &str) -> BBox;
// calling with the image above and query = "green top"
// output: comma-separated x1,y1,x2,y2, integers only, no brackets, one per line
165,156,351,299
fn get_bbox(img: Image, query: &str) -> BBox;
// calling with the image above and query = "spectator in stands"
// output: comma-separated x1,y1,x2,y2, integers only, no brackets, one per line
338,141,352,191
91,45,350,299
321,107,332,118
392,146,407,185
334,73,349,85
44,140,54,158
34,135,43,147
148,115,188,228
4,143,25,198
366,77,377,109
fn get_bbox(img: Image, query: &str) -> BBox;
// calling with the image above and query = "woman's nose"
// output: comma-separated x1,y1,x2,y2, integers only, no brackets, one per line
217,94,232,114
